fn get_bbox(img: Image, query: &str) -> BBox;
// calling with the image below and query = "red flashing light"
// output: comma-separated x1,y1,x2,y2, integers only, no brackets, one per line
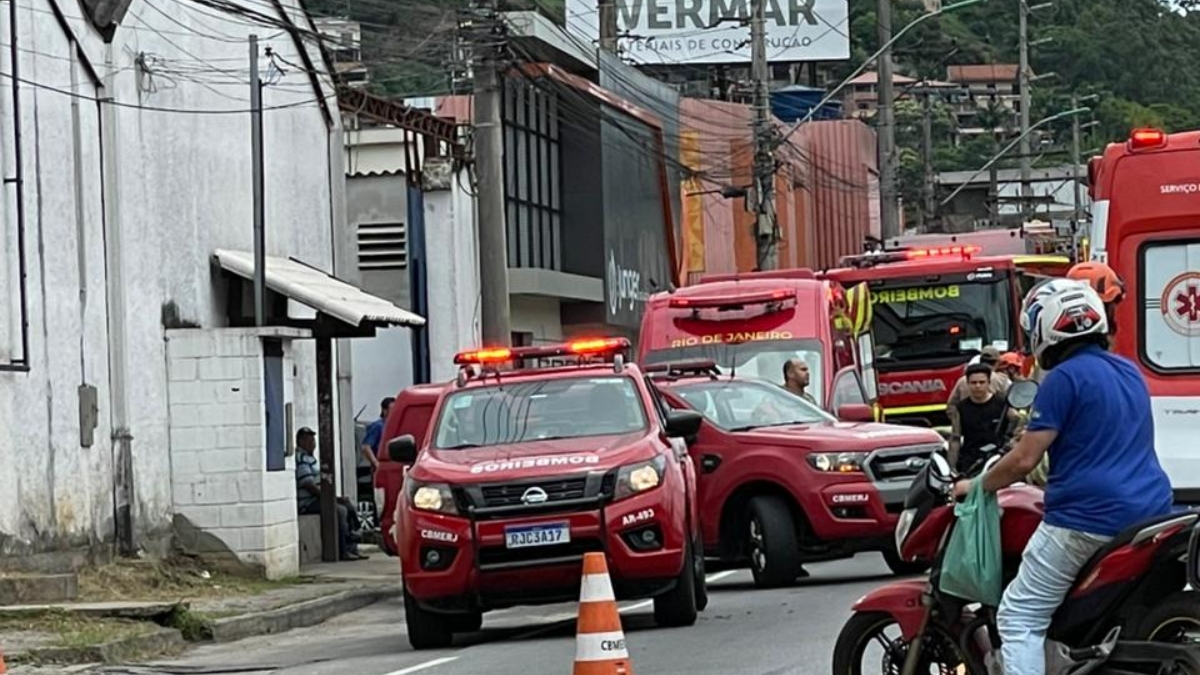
668,288,796,310
567,337,626,354
1129,128,1167,151
453,337,631,366
454,347,513,365
903,245,981,260
949,325,962,336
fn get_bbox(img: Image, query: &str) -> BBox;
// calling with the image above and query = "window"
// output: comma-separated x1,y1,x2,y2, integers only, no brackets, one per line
502,80,562,270
830,369,867,410
870,277,1014,365
357,221,407,270
432,376,648,448
1140,240,1200,372
263,340,285,471
671,379,834,432
643,339,825,407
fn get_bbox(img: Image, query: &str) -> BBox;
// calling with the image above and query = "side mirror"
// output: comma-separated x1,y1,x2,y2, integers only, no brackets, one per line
664,409,703,438
387,434,418,464
928,452,953,483
837,403,875,423
1006,380,1039,410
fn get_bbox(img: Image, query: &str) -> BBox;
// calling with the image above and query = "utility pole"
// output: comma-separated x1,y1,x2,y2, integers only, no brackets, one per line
250,34,266,327
473,2,511,346
750,0,777,270
1018,0,1032,224
877,0,899,239
599,0,618,54
921,87,936,229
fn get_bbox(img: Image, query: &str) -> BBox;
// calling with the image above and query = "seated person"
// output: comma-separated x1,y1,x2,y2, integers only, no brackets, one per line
295,427,367,561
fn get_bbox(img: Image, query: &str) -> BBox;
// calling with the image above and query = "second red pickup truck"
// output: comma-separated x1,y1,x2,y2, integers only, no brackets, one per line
649,361,945,587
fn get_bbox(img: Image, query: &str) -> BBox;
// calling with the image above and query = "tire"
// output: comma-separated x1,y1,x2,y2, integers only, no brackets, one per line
1133,590,1200,641
448,611,483,633
654,539,699,627
882,547,930,576
693,537,709,612
404,587,454,650
832,611,969,675
746,495,802,589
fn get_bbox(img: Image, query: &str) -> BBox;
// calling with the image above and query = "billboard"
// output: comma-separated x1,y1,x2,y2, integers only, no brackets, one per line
565,0,851,66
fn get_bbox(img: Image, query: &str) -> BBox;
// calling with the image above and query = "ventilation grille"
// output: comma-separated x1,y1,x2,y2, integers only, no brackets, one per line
357,221,407,270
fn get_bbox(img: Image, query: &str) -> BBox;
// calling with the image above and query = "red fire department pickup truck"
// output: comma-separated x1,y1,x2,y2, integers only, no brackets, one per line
382,338,708,649
647,361,945,586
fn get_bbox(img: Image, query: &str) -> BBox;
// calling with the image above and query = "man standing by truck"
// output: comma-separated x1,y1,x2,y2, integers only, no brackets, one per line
782,358,818,405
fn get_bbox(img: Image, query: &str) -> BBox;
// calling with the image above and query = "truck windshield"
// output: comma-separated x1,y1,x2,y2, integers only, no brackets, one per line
670,379,835,431
432,376,648,449
642,338,825,407
870,276,1014,367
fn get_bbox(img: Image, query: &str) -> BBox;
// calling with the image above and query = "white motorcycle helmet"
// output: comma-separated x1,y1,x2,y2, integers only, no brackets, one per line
1020,278,1109,368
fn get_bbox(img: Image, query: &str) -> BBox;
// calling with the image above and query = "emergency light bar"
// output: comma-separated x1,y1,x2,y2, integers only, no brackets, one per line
643,359,720,378
698,269,816,284
1129,128,1167,151
453,337,631,365
668,288,796,310
838,245,981,268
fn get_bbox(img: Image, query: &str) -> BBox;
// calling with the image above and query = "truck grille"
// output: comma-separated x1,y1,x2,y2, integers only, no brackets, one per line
478,477,589,508
478,537,603,570
866,444,941,483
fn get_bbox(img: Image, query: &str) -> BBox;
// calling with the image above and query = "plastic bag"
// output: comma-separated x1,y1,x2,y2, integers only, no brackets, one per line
938,478,1003,606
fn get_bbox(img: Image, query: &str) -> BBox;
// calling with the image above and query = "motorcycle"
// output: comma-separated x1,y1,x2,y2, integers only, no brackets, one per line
832,379,1200,675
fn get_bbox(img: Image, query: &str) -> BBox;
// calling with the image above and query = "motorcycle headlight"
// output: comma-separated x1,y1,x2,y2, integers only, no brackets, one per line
894,507,917,559
807,452,869,474
615,455,666,500
406,480,458,515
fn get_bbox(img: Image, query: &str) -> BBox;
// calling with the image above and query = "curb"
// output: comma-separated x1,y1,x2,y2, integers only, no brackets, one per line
207,584,402,643
8,626,187,666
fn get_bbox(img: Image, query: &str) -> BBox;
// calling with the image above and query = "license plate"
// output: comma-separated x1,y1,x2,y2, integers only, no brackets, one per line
504,522,570,549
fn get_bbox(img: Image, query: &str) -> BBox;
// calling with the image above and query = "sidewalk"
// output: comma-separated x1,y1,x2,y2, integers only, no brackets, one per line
0,547,399,668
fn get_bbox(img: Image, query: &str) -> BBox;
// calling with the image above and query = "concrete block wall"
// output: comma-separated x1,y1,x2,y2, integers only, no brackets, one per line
165,328,306,579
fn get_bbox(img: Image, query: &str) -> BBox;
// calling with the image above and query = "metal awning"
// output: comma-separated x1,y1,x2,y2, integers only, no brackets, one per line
213,249,426,328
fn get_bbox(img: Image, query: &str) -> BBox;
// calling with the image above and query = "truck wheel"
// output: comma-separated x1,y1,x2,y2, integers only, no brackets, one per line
448,611,483,633
883,548,930,576
654,539,699,627
404,587,454,650
693,537,709,612
746,495,802,589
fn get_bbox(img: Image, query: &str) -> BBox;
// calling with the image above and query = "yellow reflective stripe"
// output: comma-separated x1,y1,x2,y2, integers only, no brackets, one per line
883,403,947,416
1012,255,1071,265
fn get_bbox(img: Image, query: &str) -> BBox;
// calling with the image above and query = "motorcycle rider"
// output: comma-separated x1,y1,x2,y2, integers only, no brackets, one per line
1027,261,1127,487
952,278,1173,675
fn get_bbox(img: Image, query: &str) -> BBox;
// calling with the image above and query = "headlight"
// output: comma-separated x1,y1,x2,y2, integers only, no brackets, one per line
406,480,458,515
894,507,917,559
615,455,666,500
807,452,869,473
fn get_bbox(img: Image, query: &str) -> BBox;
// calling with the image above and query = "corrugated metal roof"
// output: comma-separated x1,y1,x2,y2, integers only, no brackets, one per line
212,249,426,328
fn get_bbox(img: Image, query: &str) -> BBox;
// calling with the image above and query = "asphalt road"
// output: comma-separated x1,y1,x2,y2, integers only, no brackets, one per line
92,554,901,675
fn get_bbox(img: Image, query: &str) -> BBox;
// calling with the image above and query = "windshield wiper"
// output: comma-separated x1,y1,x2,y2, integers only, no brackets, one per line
443,442,483,450
729,420,816,432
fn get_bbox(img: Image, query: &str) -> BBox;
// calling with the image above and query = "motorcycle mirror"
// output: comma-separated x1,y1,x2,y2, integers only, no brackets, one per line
928,452,952,483
1006,379,1039,410
983,454,1002,474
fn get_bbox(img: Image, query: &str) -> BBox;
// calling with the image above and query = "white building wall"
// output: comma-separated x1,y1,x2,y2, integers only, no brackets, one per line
165,329,303,579
0,0,343,562
511,296,564,345
426,179,481,382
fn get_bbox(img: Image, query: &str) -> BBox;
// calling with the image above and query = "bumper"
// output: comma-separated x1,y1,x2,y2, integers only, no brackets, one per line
400,486,688,613
802,478,911,544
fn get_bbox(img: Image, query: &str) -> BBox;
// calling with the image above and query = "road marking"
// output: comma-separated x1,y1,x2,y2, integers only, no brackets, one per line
705,570,737,584
383,656,459,675
618,600,652,614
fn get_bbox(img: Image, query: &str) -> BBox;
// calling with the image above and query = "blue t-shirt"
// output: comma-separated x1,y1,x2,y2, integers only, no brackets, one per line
1026,344,1173,536
363,418,385,457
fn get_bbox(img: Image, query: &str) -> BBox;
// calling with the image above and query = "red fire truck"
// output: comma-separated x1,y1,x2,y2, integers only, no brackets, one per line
821,246,1029,429
1087,127,1200,502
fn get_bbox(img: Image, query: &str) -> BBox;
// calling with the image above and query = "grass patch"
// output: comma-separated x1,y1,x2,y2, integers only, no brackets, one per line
0,610,157,650
76,555,314,604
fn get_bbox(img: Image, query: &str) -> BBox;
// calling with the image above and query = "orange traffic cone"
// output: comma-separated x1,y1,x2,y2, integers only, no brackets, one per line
573,552,634,675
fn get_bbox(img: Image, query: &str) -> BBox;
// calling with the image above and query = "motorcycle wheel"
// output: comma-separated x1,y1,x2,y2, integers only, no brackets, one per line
832,611,973,675
1134,590,1200,643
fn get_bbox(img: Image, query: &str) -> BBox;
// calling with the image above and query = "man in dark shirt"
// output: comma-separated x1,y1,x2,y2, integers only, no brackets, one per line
950,363,1015,473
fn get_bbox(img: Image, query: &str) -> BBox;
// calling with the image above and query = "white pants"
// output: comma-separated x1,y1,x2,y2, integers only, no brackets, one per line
997,522,1111,675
